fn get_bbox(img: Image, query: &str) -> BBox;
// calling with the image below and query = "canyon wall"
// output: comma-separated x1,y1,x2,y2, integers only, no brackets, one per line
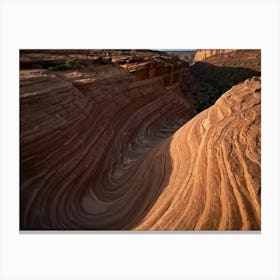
192,49,237,64
190,49,261,112
20,50,261,230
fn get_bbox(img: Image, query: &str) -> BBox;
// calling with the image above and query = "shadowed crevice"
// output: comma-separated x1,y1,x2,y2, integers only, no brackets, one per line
190,62,261,113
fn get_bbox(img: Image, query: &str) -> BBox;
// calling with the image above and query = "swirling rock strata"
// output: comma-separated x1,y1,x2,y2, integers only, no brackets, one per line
134,77,261,230
20,53,195,230
20,51,260,230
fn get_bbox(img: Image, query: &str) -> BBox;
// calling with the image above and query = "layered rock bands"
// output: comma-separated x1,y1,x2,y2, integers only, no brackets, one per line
20,51,261,230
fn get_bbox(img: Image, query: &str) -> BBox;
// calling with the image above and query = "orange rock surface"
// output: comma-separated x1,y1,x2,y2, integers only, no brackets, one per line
134,77,261,230
193,49,237,64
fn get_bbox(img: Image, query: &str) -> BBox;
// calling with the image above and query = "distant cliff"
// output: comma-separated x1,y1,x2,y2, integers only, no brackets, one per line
190,49,261,112
193,49,236,64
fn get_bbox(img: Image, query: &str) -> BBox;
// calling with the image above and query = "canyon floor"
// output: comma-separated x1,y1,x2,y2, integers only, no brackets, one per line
20,49,261,230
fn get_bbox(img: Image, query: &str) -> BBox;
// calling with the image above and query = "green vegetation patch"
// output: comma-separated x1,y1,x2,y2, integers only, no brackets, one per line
48,59,81,71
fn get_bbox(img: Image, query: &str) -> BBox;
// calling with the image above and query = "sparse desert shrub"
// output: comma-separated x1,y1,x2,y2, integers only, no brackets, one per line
48,59,80,71
65,59,79,68
48,64,66,71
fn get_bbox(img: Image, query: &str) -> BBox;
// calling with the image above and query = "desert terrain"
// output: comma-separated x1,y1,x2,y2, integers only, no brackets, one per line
20,49,261,230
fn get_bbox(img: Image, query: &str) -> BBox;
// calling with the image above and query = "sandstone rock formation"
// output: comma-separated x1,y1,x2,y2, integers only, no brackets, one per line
20,50,261,230
190,49,261,112
20,50,196,230
134,77,261,230
193,49,261,72
192,49,237,64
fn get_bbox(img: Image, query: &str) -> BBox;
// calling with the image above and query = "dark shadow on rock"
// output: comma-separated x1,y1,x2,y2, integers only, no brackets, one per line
19,54,183,230
190,62,261,112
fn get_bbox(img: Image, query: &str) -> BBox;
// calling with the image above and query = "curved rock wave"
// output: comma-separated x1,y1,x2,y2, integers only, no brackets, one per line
20,55,260,230
20,61,194,230
134,77,261,230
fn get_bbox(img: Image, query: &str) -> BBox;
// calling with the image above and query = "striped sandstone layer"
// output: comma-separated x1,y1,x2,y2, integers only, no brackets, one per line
20,51,260,230
134,77,261,230
20,52,195,230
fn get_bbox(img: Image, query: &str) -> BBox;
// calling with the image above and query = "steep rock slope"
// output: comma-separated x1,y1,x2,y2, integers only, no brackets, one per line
135,77,261,230
190,49,261,112
20,51,196,229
